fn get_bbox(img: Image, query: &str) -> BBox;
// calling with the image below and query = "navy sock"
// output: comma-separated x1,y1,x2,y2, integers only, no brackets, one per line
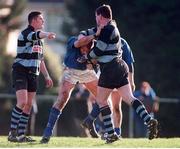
86,102,100,123
43,107,61,137
100,105,114,136
10,106,22,131
18,113,29,136
114,127,121,136
132,99,152,124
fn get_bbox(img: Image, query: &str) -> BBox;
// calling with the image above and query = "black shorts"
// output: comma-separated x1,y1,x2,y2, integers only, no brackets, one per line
12,67,38,92
98,58,129,89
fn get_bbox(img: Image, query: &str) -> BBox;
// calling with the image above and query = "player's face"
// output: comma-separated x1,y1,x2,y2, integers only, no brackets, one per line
33,14,44,30
80,46,90,54
141,84,150,95
95,13,101,26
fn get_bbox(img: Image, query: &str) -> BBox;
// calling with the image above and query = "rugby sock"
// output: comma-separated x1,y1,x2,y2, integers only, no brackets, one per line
100,105,114,136
43,107,61,137
85,102,100,124
18,112,29,136
10,106,22,131
132,99,152,124
114,127,121,136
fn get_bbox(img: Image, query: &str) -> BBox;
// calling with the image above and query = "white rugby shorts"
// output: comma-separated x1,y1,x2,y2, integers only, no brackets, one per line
61,67,98,84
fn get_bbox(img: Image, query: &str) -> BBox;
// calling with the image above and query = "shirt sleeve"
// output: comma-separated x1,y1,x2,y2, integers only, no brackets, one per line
26,31,41,41
121,38,135,65
80,27,97,36
67,37,77,50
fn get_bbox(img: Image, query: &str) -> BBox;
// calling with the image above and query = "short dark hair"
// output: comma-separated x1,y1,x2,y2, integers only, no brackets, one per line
28,11,42,24
96,4,112,19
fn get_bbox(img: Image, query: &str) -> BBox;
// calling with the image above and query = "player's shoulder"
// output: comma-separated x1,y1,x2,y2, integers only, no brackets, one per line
121,38,128,45
67,36,77,44
21,26,36,40
104,23,115,32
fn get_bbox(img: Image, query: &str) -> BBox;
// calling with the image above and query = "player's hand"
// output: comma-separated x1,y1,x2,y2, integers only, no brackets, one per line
45,76,53,88
96,24,104,37
91,59,97,65
47,32,56,39
86,64,93,70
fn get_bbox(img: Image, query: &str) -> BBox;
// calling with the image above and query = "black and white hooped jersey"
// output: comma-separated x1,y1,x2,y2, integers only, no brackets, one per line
85,21,122,63
13,25,44,75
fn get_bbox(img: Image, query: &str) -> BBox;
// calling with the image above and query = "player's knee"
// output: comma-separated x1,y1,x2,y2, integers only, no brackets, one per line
57,91,69,104
97,99,107,107
17,100,27,108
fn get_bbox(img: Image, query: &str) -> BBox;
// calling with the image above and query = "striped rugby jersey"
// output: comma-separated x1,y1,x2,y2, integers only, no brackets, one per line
81,20,122,63
13,25,44,75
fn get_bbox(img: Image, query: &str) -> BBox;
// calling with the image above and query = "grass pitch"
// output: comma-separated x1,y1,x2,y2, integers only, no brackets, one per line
0,136,180,148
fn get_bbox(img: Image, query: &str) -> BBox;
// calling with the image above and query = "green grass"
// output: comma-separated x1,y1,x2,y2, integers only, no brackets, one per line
0,136,180,148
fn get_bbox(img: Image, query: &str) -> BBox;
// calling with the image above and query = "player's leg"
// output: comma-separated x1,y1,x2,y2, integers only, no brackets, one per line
17,92,36,142
96,86,119,143
41,80,74,143
110,90,122,137
117,84,158,140
8,90,28,142
82,80,99,137
80,70,99,133
17,73,38,142
83,81,99,123
8,70,28,142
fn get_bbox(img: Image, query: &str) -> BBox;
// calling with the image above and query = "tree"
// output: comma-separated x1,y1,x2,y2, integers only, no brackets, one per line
0,0,27,92
0,0,27,54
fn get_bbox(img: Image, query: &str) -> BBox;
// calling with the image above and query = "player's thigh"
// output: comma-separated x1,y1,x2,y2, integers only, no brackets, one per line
13,70,29,107
27,73,38,92
117,84,134,105
96,86,112,106
12,69,28,91
84,80,98,97
58,79,74,99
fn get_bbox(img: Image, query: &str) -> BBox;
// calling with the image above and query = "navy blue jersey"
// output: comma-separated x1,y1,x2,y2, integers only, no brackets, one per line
64,37,87,70
121,38,134,65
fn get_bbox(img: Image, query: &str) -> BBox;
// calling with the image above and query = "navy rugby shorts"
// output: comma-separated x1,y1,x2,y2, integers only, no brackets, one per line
98,58,129,89
12,67,38,92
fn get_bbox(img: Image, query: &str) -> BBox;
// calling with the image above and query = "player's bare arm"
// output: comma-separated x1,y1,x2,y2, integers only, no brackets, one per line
39,31,56,39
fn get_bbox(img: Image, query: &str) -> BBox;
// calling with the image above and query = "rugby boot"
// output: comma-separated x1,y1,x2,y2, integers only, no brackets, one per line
7,130,18,142
40,136,50,144
81,118,99,138
17,135,36,142
105,133,119,144
147,119,158,140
